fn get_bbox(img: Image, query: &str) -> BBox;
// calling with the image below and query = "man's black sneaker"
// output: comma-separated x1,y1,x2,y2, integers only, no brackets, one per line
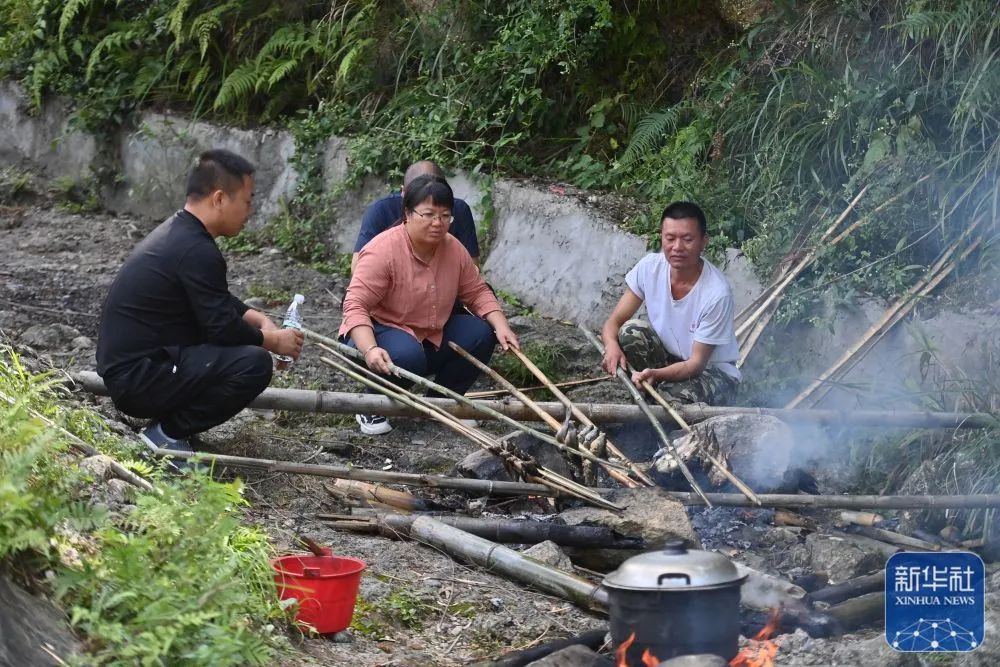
139,423,195,472
355,414,392,435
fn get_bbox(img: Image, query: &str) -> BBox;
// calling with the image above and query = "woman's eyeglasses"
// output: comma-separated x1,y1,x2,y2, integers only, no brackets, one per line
410,209,454,225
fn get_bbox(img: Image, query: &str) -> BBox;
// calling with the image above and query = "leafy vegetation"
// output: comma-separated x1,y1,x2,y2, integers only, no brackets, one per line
0,349,287,665
490,341,567,392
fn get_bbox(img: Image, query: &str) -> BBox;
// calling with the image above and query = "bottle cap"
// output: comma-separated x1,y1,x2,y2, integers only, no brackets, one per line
293,294,305,305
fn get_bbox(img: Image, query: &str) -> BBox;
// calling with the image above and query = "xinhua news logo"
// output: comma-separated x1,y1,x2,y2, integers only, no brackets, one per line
886,551,985,652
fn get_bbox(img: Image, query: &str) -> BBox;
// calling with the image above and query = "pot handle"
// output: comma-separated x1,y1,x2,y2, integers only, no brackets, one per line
657,572,691,586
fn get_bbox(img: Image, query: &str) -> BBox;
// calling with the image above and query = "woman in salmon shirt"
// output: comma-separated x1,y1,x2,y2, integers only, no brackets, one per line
340,175,519,434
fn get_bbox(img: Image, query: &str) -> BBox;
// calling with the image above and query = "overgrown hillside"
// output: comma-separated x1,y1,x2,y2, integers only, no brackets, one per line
1,0,997,311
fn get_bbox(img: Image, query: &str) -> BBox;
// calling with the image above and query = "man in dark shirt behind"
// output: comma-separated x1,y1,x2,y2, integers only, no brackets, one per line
97,149,303,459
350,160,480,273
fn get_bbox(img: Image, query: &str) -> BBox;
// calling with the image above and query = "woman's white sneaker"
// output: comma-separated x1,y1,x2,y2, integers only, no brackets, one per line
355,414,392,435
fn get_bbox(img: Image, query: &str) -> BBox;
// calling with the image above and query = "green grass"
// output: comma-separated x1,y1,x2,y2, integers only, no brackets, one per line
0,348,289,665
489,341,567,393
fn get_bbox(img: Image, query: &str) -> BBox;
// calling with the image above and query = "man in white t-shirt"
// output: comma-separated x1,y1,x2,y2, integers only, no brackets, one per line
600,201,740,405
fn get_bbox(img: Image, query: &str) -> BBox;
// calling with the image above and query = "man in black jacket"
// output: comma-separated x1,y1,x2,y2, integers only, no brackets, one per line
96,149,303,459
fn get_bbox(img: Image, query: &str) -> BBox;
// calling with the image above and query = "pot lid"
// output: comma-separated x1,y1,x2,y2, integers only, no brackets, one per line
602,540,745,591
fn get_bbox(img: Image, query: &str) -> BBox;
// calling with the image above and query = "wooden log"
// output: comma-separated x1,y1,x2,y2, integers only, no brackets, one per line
825,592,885,634
329,513,645,549
838,511,885,527
72,371,996,429
406,516,609,612
328,479,436,512
467,628,608,667
849,526,941,551
806,571,884,606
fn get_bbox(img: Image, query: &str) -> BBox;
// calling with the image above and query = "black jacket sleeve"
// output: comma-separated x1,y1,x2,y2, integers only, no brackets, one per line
178,244,264,346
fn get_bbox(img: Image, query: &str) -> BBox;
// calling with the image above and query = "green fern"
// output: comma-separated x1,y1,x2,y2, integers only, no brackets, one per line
58,0,94,41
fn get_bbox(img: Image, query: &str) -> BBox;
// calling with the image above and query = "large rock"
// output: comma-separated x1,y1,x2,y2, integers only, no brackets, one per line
805,533,885,585
765,628,919,666
523,541,573,570
526,644,611,667
20,324,81,350
952,569,1000,666
560,488,700,571
0,575,80,666
653,414,796,493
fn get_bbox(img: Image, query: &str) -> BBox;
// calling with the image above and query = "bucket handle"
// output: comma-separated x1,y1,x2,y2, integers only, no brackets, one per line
657,573,691,586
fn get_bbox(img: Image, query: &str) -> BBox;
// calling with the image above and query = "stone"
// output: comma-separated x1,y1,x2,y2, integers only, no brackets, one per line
0,575,80,666
331,630,352,644
102,479,133,508
805,533,884,585
654,414,797,493
70,335,92,349
523,541,572,570
896,451,979,536
453,432,573,482
657,654,728,667
560,488,699,571
766,628,919,666
78,454,115,482
525,644,610,667
19,323,81,350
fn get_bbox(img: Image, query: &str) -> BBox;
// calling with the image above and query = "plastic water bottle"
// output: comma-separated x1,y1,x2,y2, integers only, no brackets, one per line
275,294,305,370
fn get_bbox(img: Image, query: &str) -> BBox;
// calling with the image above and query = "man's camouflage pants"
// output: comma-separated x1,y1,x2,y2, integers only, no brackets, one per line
618,319,738,406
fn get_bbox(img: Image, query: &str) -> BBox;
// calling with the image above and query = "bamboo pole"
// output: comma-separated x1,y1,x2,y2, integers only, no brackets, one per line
449,342,639,488
0,389,155,493
319,512,646,549
465,376,608,399
788,228,984,408
144,449,1000,511
576,327,713,506
72,371,996,429
849,526,941,551
506,347,654,487
807,571,884,606
317,348,623,511
406,516,609,612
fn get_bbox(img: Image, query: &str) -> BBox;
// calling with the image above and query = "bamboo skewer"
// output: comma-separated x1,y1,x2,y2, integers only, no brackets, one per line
466,376,608,399
788,225,984,408
318,346,622,511
449,343,640,488
313,340,625,472
636,381,761,506
577,327,713,507
506,347,655,487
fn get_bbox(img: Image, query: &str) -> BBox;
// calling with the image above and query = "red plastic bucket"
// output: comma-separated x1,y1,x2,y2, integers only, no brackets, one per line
271,551,366,634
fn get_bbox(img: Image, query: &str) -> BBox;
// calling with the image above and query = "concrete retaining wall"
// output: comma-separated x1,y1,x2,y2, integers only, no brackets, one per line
1,79,995,407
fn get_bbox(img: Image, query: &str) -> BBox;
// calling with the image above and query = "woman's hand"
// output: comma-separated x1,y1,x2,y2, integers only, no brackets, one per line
365,346,393,375
494,325,520,352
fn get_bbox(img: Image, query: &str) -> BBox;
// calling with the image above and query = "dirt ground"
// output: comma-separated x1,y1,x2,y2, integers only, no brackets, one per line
2,200,924,666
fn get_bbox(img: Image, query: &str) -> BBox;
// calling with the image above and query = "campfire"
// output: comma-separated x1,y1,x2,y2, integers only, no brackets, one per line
614,632,662,667
730,608,782,667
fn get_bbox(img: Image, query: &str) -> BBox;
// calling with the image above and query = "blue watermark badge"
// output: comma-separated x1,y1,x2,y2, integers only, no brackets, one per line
886,551,985,652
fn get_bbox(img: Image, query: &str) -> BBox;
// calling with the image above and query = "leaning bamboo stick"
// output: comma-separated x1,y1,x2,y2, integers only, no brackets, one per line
736,185,872,338
737,300,779,367
507,347,654,487
319,348,622,511
449,342,639,488
788,230,983,408
74,370,997,429
576,327,713,507
0,389,156,493
466,376,608,399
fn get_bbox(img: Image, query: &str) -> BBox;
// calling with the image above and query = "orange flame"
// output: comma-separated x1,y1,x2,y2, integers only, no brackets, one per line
615,632,635,667
615,632,661,667
730,607,782,667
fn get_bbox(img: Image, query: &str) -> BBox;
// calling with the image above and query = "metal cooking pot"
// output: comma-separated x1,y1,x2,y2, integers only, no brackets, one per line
602,540,746,665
